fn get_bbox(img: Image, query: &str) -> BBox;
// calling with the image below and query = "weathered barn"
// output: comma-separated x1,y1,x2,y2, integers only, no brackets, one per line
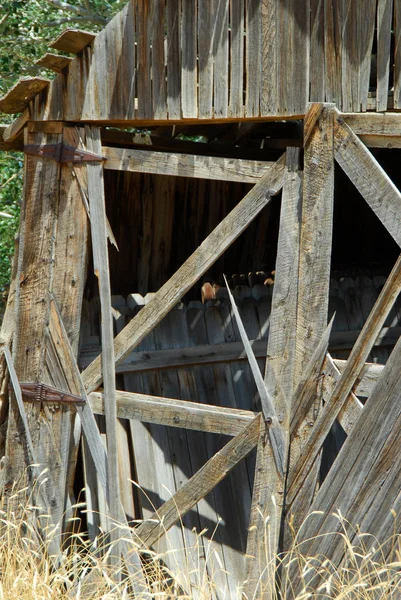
1,1,401,597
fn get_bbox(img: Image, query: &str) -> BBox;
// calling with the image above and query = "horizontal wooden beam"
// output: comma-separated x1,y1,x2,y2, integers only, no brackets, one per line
89,389,256,435
342,112,401,136
333,358,383,397
103,146,274,183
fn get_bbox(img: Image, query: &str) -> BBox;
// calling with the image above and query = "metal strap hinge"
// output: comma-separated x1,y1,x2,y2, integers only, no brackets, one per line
17,382,86,406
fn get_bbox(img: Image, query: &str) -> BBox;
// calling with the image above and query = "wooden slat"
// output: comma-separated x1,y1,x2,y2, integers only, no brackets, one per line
358,0,376,112
213,0,229,118
310,0,325,101
394,0,401,107
287,253,401,505
181,0,197,118
0,78,49,114
376,0,394,111
246,0,261,117
134,414,261,548
89,389,255,435
82,154,286,393
229,0,245,116
50,29,96,54
136,0,152,120
343,112,401,135
334,113,401,248
324,0,343,105
260,0,277,114
333,358,383,397
103,146,274,182
198,0,213,118
35,53,72,73
151,0,167,119
85,126,121,564
166,0,181,119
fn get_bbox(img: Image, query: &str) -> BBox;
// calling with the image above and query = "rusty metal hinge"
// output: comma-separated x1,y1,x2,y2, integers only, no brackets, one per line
17,382,86,406
24,142,103,163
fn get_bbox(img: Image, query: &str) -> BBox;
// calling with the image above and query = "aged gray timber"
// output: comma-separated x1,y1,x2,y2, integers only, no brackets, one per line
82,154,286,393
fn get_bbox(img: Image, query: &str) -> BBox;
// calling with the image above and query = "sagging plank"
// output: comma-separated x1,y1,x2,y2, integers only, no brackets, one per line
89,389,255,435
82,153,286,393
103,146,274,183
35,53,72,73
1,108,29,144
134,414,261,548
287,253,401,505
0,78,49,114
334,114,401,248
50,29,96,54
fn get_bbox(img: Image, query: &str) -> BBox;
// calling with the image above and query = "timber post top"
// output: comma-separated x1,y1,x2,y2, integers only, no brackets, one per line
1,0,401,124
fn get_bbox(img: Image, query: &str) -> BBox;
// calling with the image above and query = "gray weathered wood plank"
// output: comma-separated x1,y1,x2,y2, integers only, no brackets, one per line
376,0,394,111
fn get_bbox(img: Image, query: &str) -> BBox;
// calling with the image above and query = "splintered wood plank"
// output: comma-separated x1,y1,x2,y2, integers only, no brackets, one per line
103,147,274,182
322,355,363,435
151,0,167,119
334,113,401,248
50,29,96,54
310,0,325,101
35,53,72,73
246,0,261,116
287,253,401,505
89,389,255,435
181,0,197,118
0,78,49,114
261,0,277,114
245,149,302,597
332,358,383,397
82,154,286,393
292,333,401,582
134,414,261,548
213,0,229,118
166,0,181,119
85,126,120,563
229,0,245,116
136,0,152,120
394,0,401,107
376,0,394,111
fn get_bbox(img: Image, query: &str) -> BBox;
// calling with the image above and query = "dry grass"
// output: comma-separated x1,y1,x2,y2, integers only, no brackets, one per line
0,487,400,599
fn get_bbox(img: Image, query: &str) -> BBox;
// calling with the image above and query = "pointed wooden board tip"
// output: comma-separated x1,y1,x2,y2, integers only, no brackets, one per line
0,78,50,114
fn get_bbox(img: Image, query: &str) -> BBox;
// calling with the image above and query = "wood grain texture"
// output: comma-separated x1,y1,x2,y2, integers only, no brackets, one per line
103,146,274,182
85,126,120,560
0,78,49,114
82,154,286,393
35,53,72,73
334,113,401,248
376,0,393,111
287,253,401,505
50,28,96,54
246,0,261,117
229,0,245,116
89,389,255,435
260,0,277,114
213,0,229,118
394,0,401,107
181,0,197,118
151,0,167,119
134,414,261,548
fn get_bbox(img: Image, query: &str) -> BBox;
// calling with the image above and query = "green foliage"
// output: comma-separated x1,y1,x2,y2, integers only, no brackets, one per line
0,1,125,310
